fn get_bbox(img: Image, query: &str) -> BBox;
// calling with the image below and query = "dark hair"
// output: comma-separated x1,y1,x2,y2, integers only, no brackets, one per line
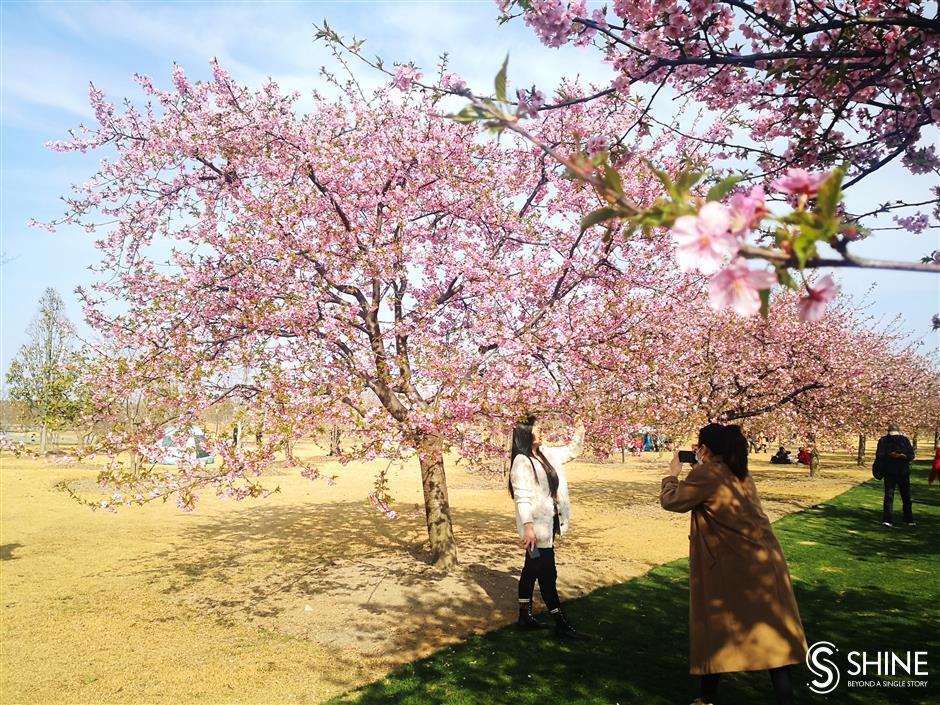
698,423,749,479
507,414,560,499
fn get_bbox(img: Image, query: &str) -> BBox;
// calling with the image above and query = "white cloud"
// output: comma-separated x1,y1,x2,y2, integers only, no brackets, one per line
2,43,97,121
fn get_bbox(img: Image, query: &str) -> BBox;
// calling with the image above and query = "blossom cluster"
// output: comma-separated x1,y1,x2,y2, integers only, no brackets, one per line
671,168,840,319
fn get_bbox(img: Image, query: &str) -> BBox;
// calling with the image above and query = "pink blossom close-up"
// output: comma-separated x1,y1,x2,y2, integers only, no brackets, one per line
770,168,831,198
727,185,768,236
708,258,778,317
797,275,840,322
671,202,739,275
585,134,608,156
392,65,422,92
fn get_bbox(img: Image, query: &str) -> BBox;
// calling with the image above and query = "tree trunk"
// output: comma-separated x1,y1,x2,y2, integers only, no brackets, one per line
809,450,820,478
40,425,48,453
912,432,918,455
329,426,342,456
934,429,939,451
856,434,866,466
417,433,458,570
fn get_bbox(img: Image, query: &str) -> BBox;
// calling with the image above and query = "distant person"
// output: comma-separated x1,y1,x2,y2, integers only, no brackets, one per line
508,414,589,640
662,424,806,705
770,446,793,465
630,437,642,456
875,423,916,526
758,433,768,453
930,446,940,485
797,447,812,466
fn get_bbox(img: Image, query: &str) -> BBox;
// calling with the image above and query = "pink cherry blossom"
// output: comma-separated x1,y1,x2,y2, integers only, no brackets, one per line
441,72,467,92
708,257,777,317
392,65,422,92
894,213,929,234
769,168,830,198
727,185,767,236
585,134,608,156
671,202,739,274
797,275,840,321
516,88,545,117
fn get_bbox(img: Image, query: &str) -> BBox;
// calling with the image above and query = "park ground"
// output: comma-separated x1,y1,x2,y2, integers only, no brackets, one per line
0,444,935,703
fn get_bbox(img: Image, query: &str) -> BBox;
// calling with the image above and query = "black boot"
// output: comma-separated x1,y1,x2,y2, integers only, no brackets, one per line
517,599,548,630
552,606,592,641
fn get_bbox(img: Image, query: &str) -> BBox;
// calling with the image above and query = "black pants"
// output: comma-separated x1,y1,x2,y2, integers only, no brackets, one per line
518,547,560,610
883,473,913,524
701,666,793,705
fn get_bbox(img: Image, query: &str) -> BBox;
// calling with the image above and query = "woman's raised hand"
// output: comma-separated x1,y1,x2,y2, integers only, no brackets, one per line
667,452,683,478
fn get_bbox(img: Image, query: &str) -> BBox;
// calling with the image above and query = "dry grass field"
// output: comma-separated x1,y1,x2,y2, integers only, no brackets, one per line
1,442,880,704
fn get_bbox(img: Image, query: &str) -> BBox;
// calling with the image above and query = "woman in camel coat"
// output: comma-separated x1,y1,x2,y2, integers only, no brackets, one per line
661,423,807,705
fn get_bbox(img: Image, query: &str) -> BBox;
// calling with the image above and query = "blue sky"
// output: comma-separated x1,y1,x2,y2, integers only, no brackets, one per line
2,0,938,386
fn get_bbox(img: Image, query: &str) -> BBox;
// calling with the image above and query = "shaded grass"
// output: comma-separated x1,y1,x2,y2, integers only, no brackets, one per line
329,462,940,705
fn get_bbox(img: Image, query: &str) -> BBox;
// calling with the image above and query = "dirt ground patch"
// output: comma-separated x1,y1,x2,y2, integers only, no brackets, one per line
1,443,885,703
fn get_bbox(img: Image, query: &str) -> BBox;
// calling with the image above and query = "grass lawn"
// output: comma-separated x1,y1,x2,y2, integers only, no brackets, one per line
328,462,940,705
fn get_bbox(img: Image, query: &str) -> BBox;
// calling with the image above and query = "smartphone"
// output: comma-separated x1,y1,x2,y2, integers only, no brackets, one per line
678,450,697,464
528,546,541,558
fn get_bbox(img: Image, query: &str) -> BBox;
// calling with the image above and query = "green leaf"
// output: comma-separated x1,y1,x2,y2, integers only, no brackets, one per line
580,207,622,233
675,169,705,196
643,159,674,193
495,56,509,103
603,165,624,197
792,233,818,269
706,175,743,202
447,105,487,124
814,165,845,221
775,267,798,290
759,289,771,319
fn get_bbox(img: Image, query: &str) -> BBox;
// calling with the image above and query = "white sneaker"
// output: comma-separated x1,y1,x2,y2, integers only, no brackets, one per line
882,521,893,527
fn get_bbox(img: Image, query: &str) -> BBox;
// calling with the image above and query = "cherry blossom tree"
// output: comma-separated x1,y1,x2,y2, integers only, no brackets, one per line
34,62,708,569
499,0,940,225
569,280,939,463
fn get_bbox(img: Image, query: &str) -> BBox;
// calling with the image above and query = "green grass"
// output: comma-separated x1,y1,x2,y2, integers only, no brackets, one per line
328,463,940,705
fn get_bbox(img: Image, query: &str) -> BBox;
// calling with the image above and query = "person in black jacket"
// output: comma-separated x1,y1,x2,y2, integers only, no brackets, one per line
875,423,916,527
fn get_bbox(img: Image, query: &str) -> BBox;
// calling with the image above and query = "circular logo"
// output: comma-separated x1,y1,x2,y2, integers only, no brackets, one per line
806,641,841,695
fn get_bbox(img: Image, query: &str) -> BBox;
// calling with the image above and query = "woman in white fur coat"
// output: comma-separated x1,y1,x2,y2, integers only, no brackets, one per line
508,414,589,640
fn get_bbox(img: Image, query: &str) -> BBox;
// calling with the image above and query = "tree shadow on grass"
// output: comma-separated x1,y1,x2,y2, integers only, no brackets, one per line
328,468,940,705
329,560,939,705
117,497,571,688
